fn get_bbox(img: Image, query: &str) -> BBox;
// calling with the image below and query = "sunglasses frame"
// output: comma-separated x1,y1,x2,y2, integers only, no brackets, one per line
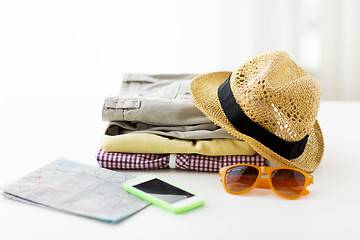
219,164,313,200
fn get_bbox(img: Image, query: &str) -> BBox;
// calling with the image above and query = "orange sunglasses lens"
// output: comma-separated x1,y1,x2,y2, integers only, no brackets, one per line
271,169,306,197
224,165,259,192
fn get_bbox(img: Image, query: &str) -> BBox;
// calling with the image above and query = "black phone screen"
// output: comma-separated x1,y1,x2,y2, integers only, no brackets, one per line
133,178,194,204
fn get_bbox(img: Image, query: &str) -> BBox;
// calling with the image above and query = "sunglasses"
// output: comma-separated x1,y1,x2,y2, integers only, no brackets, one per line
219,164,313,200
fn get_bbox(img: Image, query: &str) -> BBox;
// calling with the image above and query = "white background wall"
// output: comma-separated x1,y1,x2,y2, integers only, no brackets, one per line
1,0,359,100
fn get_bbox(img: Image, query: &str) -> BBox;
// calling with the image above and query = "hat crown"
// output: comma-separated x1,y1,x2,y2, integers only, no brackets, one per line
230,51,321,142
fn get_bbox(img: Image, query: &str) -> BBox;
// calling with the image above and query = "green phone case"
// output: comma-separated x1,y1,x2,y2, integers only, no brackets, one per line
123,174,204,214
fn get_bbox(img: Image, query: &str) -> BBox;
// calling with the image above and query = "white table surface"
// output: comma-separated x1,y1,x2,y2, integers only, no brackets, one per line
0,97,359,240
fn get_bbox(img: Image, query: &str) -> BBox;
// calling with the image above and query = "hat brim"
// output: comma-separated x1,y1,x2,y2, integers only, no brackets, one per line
190,71,324,173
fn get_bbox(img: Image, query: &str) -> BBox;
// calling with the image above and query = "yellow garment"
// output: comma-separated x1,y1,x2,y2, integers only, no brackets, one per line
101,133,256,156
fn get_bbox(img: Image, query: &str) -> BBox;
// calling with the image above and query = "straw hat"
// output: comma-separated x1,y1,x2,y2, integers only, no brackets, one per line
190,51,324,172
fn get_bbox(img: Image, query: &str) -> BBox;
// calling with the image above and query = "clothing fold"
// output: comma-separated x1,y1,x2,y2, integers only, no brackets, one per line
102,73,238,140
101,133,256,156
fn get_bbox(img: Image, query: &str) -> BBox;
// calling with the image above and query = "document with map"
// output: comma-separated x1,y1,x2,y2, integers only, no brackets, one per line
1,158,149,223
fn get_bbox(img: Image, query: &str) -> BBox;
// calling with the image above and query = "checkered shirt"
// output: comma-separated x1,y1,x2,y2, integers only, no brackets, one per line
97,149,267,172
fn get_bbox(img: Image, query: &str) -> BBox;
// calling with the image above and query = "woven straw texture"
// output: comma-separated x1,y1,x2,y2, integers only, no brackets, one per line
190,51,324,173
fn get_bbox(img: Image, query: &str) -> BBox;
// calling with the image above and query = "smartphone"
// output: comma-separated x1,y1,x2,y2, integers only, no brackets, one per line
123,174,204,214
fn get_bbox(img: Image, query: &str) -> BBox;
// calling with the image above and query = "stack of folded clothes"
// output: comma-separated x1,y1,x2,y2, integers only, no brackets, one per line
97,73,268,172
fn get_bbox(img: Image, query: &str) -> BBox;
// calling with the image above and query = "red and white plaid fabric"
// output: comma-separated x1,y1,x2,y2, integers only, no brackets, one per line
97,149,267,172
